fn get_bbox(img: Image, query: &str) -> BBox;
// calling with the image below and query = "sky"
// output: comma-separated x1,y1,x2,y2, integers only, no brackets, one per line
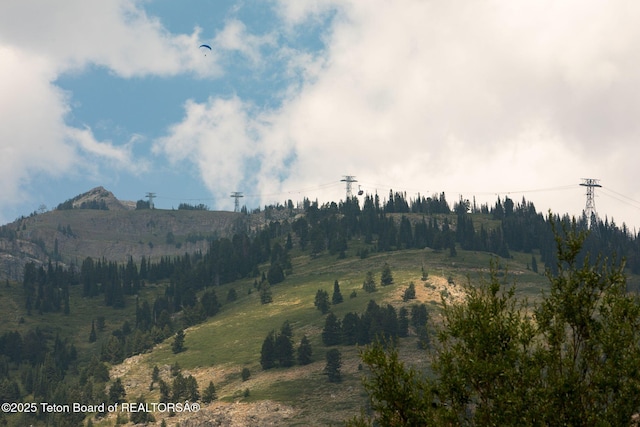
2,0,640,230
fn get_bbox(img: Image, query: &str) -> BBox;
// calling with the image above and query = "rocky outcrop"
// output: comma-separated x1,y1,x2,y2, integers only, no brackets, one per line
66,186,134,211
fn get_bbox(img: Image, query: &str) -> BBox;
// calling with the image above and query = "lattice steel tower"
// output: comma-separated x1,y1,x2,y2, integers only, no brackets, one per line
580,178,601,226
341,175,357,199
145,192,156,209
230,192,244,212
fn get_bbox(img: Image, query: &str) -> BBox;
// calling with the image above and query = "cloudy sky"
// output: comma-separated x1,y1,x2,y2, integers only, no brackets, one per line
2,0,640,229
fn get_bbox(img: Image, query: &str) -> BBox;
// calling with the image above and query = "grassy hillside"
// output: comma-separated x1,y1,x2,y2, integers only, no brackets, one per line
41,243,545,426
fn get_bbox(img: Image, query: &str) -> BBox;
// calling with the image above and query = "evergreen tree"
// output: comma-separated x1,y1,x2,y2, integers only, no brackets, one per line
297,335,313,365
322,312,342,346
363,271,376,293
314,289,331,314
172,329,185,354
226,287,238,302
341,312,360,345
201,290,220,317
89,320,97,343
241,367,251,381
410,304,429,330
202,381,217,403
129,396,154,424
380,263,394,286
108,378,126,405
332,280,344,305
325,349,342,383
398,307,409,338
158,379,170,403
260,330,277,370
260,282,273,304
275,321,295,367
185,375,200,401
267,261,285,285
402,282,416,302
171,373,188,401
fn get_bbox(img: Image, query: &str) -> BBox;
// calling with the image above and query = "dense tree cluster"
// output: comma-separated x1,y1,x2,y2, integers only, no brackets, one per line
260,321,296,369
284,193,640,280
348,224,640,426
0,329,81,426
177,202,209,210
23,261,74,315
323,300,428,347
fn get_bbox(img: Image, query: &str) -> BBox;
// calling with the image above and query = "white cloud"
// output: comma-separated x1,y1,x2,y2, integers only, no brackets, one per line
0,45,75,205
0,0,219,78
68,127,148,174
213,19,276,65
257,0,640,227
153,96,260,209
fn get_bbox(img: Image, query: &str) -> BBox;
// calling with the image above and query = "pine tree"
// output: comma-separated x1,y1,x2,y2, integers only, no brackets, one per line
363,271,376,293
297,335,313,365
380,263,394,286
267,261,285,285
325,349,342,383
332,280,344,304
202,381,217,403
185,375,199,401
260,330,277,370
108,378,126,405
89,320,97,343
129,396,154,424
260,282,273,304
275,329,295,368
172,329,185,354
314,289,331,314
158,379,170,403
171,373,187,401
402,282,416,302
322,312,342,346
398,307,409,338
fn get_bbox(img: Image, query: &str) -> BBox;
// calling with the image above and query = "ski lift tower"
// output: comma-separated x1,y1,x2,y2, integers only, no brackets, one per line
145,192,156,209
230,192,244,212
341,175,357,199
580,178,601,227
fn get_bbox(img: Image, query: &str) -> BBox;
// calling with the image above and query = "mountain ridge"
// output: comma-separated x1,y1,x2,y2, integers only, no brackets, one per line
0,187,287,282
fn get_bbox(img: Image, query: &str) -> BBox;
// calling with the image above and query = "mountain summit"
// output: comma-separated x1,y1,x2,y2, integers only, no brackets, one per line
58,186,135,211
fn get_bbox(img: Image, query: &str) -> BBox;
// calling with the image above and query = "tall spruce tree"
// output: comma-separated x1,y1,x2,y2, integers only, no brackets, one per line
332,280,344,304
322,312,342,346
171,330,185,354
314,289,331,314
380,263,393,286
325,349,342,383
363,271,376,293
297,335,313,365
260,330,277,370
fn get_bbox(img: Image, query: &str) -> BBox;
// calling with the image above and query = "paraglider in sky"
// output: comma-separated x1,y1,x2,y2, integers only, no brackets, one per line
199,44,212,56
